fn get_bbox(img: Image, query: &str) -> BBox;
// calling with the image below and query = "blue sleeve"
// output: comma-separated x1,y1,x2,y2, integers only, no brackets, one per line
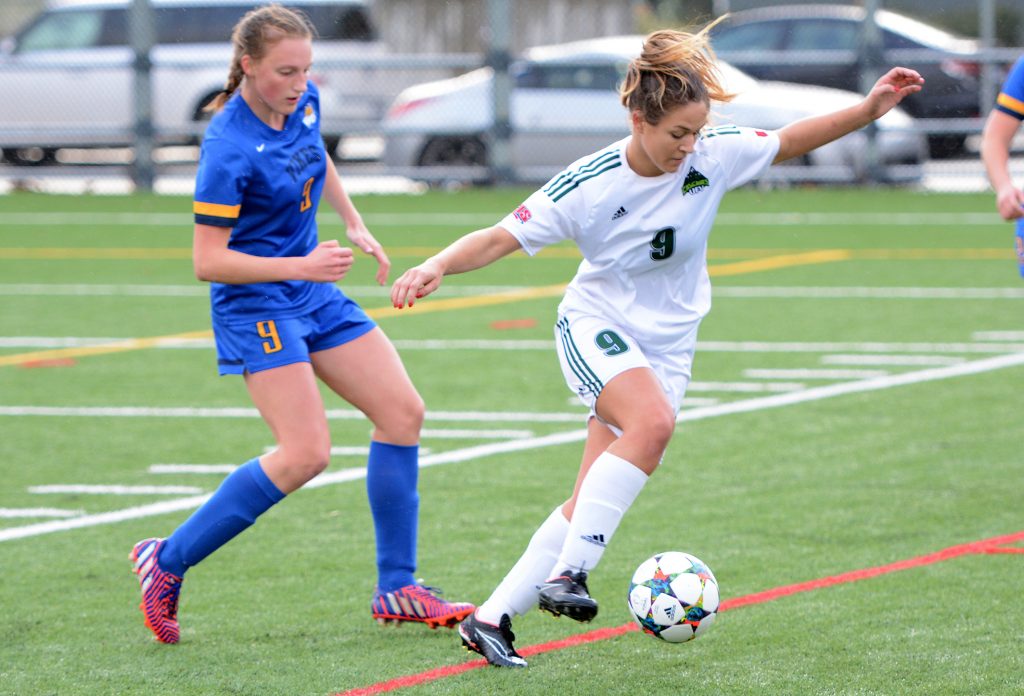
995,55,1024,121
193,138,252,227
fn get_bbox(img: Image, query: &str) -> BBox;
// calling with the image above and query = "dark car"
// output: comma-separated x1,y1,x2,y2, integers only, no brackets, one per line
707,4,987,157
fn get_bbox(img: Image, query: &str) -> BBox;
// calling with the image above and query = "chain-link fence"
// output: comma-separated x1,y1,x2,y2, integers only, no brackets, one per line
0,0,1021,192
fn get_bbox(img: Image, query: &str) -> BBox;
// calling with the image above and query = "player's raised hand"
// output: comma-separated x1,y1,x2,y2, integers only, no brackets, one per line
304,240,354,282
864,67,924,120
391,259,444,308
345,219,391,285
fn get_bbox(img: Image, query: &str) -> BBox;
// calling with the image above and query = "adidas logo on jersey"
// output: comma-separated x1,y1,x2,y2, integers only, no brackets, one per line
682,167,710,195
611,206,628,220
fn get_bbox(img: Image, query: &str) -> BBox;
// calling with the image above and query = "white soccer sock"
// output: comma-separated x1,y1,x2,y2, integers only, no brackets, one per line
476,506,570,624
551,452,648,577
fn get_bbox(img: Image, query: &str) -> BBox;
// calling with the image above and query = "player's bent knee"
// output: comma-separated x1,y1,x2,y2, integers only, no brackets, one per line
279,442,331,482
375,394,425,441
622,410,675,464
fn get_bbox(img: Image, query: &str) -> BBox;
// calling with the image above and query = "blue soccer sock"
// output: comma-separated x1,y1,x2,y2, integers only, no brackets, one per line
158,458,284,577
366,441,419,592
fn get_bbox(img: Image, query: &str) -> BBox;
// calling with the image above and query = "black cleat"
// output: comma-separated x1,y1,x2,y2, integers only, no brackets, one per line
458,612,527,668
537,569,599,622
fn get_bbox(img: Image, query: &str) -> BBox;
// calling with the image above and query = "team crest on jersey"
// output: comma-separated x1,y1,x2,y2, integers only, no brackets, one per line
513,204,532,223
682,167,710,196
302,104,317,128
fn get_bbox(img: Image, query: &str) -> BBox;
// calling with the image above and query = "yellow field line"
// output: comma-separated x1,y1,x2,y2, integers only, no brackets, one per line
0,247,896,367
0,248,193,259
0,330,215,367
709,249,851,275
368,283,566,318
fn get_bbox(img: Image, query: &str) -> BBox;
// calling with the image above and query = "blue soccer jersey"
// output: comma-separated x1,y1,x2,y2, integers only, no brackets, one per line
193,82,334,321
995,56,1024,121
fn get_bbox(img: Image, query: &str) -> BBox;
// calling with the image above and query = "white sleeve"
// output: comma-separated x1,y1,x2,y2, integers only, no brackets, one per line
701,125,780,190
499,184,583,257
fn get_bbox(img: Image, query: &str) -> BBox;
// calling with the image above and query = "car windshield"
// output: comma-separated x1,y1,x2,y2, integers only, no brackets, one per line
876,11,970,50
16,10,103,52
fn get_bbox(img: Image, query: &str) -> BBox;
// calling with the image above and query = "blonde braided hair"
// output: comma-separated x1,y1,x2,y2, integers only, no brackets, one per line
205,3,315,113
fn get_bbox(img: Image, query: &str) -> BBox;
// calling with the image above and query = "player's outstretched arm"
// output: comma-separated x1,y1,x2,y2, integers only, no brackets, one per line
391,225,522,308
774,67,924,164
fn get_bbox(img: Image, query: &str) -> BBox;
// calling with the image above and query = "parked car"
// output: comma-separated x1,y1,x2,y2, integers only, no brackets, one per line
381,35,926,184
706,4,990,157
0,0,385,164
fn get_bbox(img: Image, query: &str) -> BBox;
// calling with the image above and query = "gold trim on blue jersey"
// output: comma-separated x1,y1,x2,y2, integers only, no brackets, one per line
193,201,241,220
997,92,1024,119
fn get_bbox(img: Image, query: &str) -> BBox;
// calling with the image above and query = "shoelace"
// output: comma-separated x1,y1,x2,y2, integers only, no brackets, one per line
497,615,518,645
572,573,591,595
159,576,182,619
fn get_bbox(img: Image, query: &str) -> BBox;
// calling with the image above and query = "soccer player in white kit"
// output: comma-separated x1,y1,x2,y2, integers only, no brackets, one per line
391,26,924,667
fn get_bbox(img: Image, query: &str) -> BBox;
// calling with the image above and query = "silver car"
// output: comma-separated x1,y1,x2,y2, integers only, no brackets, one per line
0,0,384,164
382,35,926,183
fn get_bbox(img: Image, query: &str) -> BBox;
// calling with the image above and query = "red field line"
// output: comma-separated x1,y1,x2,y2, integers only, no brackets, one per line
336,530,1024,696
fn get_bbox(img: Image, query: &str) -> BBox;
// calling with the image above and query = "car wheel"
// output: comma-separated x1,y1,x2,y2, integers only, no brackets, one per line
417,136,487,166
927,133,967,159
3,147,58,166
323,136,341,159
193,91,223,122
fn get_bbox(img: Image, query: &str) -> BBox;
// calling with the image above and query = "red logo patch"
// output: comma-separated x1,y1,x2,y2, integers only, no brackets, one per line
755,130,768,137
513,204,532,223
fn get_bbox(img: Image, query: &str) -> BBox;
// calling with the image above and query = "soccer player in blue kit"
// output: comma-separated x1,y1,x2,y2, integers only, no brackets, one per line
392,26,924,667
129,4,472,644
982,54,1024,222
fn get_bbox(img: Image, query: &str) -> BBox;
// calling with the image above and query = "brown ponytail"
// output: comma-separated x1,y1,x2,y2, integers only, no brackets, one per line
620,19,733,125
205,3,316,113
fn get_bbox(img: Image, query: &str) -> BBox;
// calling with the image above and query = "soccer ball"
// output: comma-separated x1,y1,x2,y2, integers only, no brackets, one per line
627,551,720,643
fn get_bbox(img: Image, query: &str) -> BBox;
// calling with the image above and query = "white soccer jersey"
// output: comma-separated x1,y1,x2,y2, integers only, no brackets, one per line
501,126,780,352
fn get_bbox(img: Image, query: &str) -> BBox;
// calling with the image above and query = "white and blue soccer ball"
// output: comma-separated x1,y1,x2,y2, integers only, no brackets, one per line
627,551,720,643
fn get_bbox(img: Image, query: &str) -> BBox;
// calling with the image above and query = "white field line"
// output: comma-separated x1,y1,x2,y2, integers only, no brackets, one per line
306,430,594,490
820,354,965,366
2,350,1022,544
28,484,205,495
0,284,528,298
0,495,214,542
972,331,1024,341
5,337,1024,355
696,340,1024,354
2,284,1023,301
0,211,1005,227
688,381,805,393
323,446,433,456
678,397,720,407
328,446,370,456
675,351,1024,424
149,464,238,474
0,405,584,422
742,368,889,380
421,428,534,439
0,508,85,518
713,287,1024,299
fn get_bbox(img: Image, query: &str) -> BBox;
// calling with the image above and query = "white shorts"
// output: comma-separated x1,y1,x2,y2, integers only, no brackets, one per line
554,311,694,419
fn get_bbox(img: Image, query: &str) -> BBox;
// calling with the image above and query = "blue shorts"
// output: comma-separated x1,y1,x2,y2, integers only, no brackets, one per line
212,296,376,376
